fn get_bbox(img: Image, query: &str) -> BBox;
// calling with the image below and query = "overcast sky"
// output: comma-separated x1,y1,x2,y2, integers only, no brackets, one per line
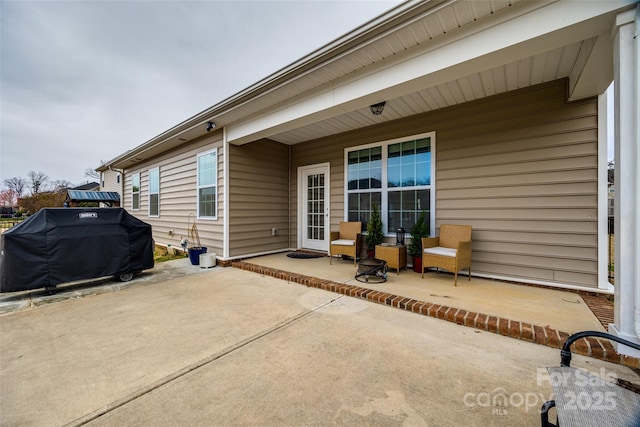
1,0,401,188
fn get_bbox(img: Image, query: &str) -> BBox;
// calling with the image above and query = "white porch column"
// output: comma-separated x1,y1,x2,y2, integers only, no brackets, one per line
608,6,640,357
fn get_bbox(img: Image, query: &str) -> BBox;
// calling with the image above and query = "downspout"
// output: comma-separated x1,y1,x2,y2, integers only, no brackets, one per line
597,88,613,291
223,126,230,260
288,145,292,249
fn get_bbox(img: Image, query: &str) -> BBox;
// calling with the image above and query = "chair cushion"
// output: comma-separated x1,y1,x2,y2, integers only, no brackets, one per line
331,239,355,246
424,246,457,257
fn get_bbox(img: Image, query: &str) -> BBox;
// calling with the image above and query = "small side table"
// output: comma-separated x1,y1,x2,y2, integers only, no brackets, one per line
375,244,407,275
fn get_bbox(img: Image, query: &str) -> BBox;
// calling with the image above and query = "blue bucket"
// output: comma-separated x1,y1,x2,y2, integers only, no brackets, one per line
188,247,207,265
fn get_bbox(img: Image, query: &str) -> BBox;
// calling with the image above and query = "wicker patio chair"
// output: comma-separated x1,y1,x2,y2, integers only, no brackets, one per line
329,221,362,266
421,224,472,286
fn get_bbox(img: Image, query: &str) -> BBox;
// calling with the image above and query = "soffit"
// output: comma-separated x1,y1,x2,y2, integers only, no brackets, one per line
213,0,526,127
226,0,628,146
268,37,593,145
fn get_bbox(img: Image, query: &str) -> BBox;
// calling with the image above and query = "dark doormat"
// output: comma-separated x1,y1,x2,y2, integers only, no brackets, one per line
286,251,324,259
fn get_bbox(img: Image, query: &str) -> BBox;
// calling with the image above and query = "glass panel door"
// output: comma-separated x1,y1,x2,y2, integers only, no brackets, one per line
301,165,329,251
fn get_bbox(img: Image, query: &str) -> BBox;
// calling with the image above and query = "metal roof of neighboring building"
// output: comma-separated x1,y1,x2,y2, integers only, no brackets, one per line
71,182,100,191
66,190,120,203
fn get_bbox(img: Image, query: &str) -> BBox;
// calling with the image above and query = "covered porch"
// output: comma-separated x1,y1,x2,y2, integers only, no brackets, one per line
222,1,639,357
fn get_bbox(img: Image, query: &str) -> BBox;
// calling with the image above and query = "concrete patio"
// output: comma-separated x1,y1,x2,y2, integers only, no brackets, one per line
1,259,639,426
234,252,636,368
0,252,630,368
242,253,605,334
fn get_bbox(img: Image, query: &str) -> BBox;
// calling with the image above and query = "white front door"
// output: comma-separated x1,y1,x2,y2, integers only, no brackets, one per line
299,164,330,251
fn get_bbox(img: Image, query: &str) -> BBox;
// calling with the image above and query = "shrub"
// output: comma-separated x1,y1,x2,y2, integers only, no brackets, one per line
365,204,384,251
408,210,429,258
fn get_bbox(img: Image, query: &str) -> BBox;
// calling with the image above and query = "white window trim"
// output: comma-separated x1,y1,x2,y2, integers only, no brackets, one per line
148,167,160,218
197,148,218,220
131,173,140,211
343,131,436,236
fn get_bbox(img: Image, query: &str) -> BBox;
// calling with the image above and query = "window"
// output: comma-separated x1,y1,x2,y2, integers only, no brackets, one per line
131,173,140,210
148,168,159,217
346,133,434,234
197,150,217,219
347,146,382,231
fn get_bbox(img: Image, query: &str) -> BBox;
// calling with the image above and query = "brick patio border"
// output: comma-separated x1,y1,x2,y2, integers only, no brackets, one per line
580,293,615,329
232,260,639,369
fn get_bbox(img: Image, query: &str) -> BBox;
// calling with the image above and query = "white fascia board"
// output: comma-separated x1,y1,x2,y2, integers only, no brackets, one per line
569,34,615,101
227,90,339,145
226,0,631,145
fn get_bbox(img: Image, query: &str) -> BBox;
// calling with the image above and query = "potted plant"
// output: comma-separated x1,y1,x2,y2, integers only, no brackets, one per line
408,210,428,272
365,204,384,258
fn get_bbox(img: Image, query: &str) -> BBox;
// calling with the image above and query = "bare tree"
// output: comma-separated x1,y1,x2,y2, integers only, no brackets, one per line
0,189,17,207
3,177,27,198
51,180,73,192
84,167,100,180
27,170,49,195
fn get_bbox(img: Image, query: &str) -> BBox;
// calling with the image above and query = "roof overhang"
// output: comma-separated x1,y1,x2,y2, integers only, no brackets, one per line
100,0,636,169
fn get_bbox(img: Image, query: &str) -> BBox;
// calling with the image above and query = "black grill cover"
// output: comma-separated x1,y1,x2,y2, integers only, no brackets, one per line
0,208,154,293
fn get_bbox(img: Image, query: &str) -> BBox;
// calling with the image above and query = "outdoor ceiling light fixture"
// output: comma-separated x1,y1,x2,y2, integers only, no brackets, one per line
206,121,216,132
370,101,386,115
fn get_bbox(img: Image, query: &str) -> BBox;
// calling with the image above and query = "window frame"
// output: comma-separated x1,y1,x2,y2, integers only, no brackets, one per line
197,148,218,220
343,132,436,236
148,167,160,218
131,173,140,211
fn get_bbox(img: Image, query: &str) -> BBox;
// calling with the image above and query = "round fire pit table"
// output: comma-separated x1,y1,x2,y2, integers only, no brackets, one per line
355,258,388,283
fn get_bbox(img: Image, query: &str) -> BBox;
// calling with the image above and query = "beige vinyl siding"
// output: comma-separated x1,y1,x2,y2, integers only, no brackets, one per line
228,139,289,257
139,173,149,214
291,79,599,288
100,169,122,206
123,133,224,255
435,83,598,287
100,169,121,194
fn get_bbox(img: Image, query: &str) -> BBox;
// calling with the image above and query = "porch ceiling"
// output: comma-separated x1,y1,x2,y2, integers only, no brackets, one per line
267,37,596,145
222,0,628,146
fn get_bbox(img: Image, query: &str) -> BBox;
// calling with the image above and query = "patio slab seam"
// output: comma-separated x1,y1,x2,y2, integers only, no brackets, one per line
231,260,639,369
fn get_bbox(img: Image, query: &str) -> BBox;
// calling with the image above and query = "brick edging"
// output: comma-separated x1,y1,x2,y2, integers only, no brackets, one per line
232,261,639,369
580,293,615,329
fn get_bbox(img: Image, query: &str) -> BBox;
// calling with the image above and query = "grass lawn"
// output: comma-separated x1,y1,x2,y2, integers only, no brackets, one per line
154,248,187,263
